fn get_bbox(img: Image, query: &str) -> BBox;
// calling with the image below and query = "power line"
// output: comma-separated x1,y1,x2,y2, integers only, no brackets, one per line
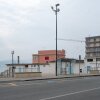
58,38,85,43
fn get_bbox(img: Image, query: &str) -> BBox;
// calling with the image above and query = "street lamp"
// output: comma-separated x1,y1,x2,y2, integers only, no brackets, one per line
11,50,14,77
79,55,81,75
51,4,60,76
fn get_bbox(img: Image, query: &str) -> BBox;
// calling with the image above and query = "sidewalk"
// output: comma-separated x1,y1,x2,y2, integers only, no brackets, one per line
0,74,100,83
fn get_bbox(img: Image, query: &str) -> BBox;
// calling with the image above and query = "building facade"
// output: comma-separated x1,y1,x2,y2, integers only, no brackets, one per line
85,36,100,74
6,63,55,78
56,58,85,75
32,49,65,64
6,58,85,78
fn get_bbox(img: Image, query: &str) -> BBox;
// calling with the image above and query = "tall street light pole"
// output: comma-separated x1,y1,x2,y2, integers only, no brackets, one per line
11,50,14,77
51,4,60,76
79,55,81,75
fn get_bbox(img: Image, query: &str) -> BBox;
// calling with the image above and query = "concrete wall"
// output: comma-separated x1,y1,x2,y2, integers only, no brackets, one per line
89,70,100,74
7,64,56,78
15,72,42,78
73,63,85,74
85,59,100,74
40,63,55,77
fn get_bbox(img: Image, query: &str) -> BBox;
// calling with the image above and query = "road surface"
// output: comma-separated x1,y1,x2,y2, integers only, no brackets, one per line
0,77,100,100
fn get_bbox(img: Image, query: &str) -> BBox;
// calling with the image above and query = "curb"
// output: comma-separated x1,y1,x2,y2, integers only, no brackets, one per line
0,74,100,83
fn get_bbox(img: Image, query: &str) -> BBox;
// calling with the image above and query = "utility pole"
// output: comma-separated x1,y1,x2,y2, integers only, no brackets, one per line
51,4,60,76
58,38,85,43
17,56,20,64
79,55,81,75
11,51,14,77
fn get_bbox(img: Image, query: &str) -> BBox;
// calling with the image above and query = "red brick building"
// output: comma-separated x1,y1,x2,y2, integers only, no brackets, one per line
32,49,65,64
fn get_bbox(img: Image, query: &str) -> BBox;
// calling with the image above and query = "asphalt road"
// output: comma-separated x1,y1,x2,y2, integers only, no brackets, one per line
0,77,100,100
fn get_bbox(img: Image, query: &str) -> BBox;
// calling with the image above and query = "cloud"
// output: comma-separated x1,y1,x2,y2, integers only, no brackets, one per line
0,0,41,23
0,0,100,61
0,0,40,8
0,0,42,49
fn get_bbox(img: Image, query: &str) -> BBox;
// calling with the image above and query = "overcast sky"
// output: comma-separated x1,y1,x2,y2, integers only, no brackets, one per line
0,0,100,63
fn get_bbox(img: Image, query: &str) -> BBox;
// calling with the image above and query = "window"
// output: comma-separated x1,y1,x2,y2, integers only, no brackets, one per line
94,38,96,42
19,68,22,72
96,58,100,61
87,59,93,62
25,65,28,67
45,56,49,60
33,56,38,60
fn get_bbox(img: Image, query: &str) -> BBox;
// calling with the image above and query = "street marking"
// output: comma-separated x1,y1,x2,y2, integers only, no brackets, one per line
0,83,17,87
8,83,17,86
17,82,42,87
40,87,100,100
47,81,56,83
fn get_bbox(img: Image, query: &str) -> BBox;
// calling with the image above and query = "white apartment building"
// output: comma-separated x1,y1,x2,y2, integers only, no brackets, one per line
85,36,100,74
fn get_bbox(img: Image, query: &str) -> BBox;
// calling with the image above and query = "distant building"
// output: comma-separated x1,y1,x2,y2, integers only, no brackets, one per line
85,36,100,74
32,49,65,64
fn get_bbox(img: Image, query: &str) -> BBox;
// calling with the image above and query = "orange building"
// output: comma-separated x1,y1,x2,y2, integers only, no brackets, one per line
32,49,65,64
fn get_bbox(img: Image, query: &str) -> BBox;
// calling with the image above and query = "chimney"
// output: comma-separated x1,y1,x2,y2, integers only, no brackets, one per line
18,56,20,64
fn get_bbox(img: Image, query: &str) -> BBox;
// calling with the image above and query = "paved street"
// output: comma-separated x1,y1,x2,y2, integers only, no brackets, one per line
0,77,100,100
